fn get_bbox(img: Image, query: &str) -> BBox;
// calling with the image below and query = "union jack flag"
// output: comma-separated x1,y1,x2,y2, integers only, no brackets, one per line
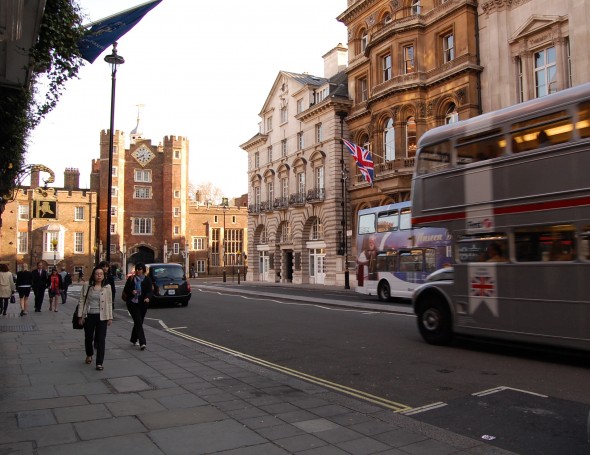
343,139,374,185
470,275,495,298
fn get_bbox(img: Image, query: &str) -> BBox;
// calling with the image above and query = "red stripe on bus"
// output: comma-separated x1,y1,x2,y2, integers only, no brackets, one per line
493,196,590,215
412,211,465,226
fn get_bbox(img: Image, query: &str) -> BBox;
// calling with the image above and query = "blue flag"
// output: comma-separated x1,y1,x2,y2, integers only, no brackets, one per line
78,0,162,63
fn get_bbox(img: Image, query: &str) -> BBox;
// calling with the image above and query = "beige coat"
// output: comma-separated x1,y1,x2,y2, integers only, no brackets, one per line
77,284,113,320
0,271,16,298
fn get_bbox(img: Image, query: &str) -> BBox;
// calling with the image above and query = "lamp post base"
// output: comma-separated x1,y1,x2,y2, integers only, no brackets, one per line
222,270,226,283
344,270,350,289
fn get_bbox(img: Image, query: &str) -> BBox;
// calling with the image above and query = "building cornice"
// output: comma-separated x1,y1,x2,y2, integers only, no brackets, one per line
240,133,268,151
337,0,379,26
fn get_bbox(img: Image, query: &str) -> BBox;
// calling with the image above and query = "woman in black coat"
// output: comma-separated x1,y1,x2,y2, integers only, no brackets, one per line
122,263,153,350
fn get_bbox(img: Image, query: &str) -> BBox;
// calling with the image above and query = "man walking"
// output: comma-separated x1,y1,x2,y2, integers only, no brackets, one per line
31,261,47,312
58,267,72,304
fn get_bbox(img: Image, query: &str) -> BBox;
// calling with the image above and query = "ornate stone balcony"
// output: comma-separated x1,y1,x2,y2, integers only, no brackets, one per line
306,187,325,203
273,196,289,210
289,192,306,206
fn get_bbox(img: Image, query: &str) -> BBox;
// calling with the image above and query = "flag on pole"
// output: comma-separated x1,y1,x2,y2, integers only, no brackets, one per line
343,139,374,185
77,0,163,63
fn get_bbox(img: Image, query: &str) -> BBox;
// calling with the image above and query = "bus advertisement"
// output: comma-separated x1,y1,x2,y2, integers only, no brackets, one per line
355,202,452,301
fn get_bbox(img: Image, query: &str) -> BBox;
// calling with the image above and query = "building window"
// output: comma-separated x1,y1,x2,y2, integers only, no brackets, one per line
211,228,220,266
134,169,152,182
281,177,289,198
174,190,180,198
411,0,421,15
297,98,303,113
111,186,118,197
224,229,244,265
311,219,323,240
382,53,392,81
280,223,291,243
315,166,324,192
17,232,28,254
196,260,206,273
74,206,84,221
517,57,524,103
266,116,273,132
18,204,29,220
214,215,218,224
174,150,181,159
110,223,116,234
254,186,261,211
403,45,415,74
134,186,152,199
443,33,454,63
174,226,180,235
383,13,392,24
360,30,368,53
384,118,395,161
173,242,180,254
192,237,205,250
566,38,572,88
133,218,153,235
280,106,288,123
315,123,323,143
267,146,272,163
254,151,260,168
232,215,236,224
111,206,117,216
406,116,417,157
74,232,84,253
281,139,288,157
297,172,305,194
267,181,274,202
112,166,117,177
173,207,180,217
297,131,304,150
534,46,557,98
445,103,458,124
358,77,368,102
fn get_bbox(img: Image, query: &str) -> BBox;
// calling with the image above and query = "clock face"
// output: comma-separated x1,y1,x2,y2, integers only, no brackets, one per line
132,146,155,167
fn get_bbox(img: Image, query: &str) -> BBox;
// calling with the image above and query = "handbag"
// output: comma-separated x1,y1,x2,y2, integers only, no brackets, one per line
10,294,15,304
72,286,90,330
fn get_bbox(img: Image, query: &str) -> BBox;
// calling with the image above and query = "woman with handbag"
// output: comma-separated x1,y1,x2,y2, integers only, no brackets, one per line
122,263,152,350
77,266,113,371
0,263,16,316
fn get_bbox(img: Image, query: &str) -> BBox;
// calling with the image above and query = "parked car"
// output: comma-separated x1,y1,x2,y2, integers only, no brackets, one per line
146,263,191,306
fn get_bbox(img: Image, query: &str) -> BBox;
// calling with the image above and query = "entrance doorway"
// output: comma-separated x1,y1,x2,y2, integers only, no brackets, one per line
259,251,270,282
284,250,293,282
309,248,326,285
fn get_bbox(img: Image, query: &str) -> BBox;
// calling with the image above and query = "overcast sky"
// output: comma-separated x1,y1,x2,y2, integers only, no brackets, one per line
25,0,347,199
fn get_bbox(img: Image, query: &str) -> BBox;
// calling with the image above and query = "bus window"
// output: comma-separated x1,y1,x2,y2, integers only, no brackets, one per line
416,141,451,175
400,207,412,230
514,225,575,261
580,227,590,260
377,252,397,272
358,213,376,234
511,111,572,153
577,102,590,138
456,129,504,164
399,250,423,272
377,210,399,232
457,234,508,263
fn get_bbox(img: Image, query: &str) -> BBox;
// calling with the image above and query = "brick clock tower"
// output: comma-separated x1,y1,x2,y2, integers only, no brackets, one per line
92,126,189,273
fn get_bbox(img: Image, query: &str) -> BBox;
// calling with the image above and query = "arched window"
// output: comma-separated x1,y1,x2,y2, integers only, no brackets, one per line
405,116,417,157
384,118,395,161
383,13,392,24
311,219,323,240
360,30,368,53
411,0,421,15
445,103,458,124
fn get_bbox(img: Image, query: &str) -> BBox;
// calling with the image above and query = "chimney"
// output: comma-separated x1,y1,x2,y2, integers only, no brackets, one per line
30,169,40,188
323,43,348,79
64,168,80,190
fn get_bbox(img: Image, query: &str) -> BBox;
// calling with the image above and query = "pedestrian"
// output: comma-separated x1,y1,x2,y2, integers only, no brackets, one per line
122,262,152,350
77,266,113,371
31,261,48,312
99,261,116,310
16,264,33,316
58,267,72,304
78,269,84,283
0,264,16,316
47,268,62,312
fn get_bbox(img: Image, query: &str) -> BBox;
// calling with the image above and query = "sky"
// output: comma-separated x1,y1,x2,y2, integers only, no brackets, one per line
25,0,348,199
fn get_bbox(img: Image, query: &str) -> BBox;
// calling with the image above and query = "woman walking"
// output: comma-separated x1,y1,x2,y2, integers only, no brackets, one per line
16,264,33,316
47,268,62,312
122,263,152,350
0,264,16,316
77,266,113,371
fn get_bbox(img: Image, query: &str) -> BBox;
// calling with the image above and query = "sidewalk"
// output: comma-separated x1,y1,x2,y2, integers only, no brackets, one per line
0,294,515,455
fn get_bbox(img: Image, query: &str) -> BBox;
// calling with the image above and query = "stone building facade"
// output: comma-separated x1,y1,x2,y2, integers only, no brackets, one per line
337,0,482,267
0,167,97,276
478,0,590,112
241,45,352,285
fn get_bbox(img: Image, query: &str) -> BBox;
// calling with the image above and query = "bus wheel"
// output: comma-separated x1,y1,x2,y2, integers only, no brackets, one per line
417,296,453,345
377,281,391,301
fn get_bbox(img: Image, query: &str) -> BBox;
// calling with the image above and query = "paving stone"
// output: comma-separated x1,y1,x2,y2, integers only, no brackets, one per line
53,403,112,423
374,428,428,448
253,423,306,440
36,433,164,455
336,436,392,455
138,405,226,430
399,438,459,455
292,418,341,433
297,445,352,455
0,441,35,455
276,409,319,423
107,375,153,393
74,415,147,440
149,419,266,454
106,398,167,417
2,396,87,413
274,433,329,452
16,409,56,428
213,443,290,455
155,392,207,409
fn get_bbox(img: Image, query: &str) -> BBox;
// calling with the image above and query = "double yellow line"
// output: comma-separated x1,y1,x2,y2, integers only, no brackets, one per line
166,328,412,413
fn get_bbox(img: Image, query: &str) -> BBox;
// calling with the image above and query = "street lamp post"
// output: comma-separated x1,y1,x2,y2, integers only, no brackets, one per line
51,238,58,270
337,111,350,289
104,42,124,263
221,197,228,282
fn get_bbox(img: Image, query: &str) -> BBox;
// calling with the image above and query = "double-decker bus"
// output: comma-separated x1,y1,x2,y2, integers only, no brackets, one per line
355,202,452,301
411,82,590,351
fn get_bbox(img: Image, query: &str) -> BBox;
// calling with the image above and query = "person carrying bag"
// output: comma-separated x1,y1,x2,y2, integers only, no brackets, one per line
122,263,153,351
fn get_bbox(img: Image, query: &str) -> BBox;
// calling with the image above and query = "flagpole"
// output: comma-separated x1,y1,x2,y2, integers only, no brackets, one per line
338,111,350,289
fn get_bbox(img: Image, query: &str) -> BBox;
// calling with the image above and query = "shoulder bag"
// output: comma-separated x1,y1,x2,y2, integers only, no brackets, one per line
72,286,90,330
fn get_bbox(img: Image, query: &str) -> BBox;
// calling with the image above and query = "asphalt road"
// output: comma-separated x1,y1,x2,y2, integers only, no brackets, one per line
108,283,590,455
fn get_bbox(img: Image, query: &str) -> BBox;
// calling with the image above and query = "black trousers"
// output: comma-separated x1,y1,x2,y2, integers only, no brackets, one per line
84,314,108,365
127,301,147,346
33,287,45,311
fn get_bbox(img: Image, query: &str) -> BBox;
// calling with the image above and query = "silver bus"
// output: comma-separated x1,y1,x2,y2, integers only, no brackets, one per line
411,82,590,351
